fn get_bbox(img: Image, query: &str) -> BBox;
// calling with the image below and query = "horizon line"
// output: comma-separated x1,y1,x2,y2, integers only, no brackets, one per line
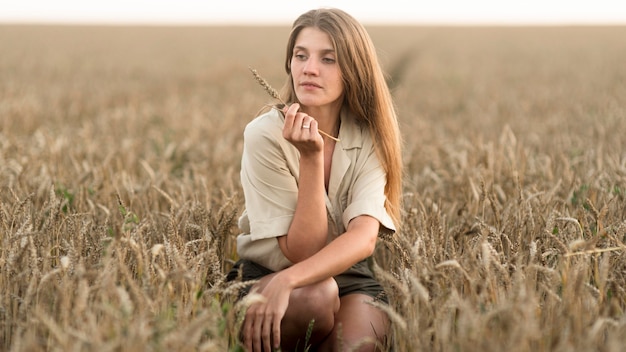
2,19,625,27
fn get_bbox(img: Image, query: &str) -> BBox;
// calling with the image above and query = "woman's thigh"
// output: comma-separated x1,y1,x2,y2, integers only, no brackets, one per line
323,293,390,351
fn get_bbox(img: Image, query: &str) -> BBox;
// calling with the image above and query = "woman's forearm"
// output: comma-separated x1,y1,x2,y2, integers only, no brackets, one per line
280,216,379,289
281,153,328,262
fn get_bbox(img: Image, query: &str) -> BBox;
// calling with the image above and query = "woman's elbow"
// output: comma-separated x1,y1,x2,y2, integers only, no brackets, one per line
277,235,324,263
362,232,378,257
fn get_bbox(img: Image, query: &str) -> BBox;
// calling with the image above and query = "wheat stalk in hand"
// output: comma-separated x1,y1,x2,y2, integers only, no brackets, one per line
249,67,339,141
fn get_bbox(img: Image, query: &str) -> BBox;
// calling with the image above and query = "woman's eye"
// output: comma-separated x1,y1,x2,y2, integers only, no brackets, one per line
295,54,307,60
322,57,336,64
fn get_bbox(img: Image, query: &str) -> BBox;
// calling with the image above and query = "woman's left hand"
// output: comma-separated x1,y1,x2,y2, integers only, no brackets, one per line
242,273,293,352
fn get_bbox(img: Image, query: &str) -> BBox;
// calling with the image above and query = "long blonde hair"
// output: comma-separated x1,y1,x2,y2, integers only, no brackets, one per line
281,8,403,227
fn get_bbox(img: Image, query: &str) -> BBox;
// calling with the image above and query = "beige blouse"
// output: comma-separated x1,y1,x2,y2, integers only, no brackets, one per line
236,107,395,271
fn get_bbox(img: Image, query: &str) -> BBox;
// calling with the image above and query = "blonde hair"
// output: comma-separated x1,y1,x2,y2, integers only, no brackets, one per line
281,8,403,227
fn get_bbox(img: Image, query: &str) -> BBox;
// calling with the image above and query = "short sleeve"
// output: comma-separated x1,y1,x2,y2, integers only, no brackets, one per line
239,112,300,241
341,141,396,235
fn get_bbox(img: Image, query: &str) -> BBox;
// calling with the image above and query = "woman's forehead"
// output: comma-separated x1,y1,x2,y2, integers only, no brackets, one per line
293,27,334,52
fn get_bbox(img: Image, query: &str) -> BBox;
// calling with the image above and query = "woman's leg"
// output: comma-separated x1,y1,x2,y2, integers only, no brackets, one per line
318,293,389,352
248,274,340,351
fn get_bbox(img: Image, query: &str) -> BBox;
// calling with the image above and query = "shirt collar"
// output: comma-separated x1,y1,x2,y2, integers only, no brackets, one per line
337,106,364,150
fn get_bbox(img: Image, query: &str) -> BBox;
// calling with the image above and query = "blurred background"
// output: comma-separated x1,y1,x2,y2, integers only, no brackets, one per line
2,1,626,351
1,0,625,25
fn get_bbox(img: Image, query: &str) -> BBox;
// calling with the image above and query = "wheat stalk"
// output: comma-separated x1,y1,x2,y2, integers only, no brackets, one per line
249,67,283,103
249,67,339,142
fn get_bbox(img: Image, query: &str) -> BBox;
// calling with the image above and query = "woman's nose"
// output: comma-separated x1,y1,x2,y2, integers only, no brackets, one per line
303,59,319,75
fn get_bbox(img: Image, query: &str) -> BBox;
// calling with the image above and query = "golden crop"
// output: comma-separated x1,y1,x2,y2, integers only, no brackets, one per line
1,24,625,351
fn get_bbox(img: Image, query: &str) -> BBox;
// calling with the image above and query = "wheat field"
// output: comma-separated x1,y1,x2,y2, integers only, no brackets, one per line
1,24,625,351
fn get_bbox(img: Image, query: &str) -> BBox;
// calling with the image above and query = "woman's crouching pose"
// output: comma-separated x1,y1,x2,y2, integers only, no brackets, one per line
227,7,403,352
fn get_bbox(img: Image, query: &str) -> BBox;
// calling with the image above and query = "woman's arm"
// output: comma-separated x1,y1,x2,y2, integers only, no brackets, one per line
244,215,380,349
278,215,379,289
278,103,329,262
278,151,328,262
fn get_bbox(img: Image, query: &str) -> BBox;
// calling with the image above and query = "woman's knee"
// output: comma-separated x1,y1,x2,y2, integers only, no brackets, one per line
278,278,339,349
297,278,338,310
288,278,339,327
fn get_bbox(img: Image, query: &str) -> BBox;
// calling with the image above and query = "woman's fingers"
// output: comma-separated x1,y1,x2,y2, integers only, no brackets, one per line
282,103,319,139
282,103,300,130
272,317,281,350
244,306,282,352
243,310,254,351
300,115,317,133
253,312,264,351
262,314,274,352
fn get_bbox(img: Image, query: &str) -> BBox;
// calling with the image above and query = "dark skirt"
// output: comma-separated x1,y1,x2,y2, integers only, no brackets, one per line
226,258,388,303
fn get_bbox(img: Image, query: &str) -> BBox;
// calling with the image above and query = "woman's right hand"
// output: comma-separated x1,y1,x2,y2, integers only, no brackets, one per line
282,103,323,155
242,273,293,352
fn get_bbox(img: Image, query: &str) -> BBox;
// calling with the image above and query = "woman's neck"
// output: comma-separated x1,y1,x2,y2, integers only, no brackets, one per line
302,102,342,139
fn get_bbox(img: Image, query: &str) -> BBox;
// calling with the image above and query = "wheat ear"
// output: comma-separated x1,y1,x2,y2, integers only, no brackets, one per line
249,67,339,142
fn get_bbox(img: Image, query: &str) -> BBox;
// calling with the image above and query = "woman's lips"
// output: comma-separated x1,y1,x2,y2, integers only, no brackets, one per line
300,81,322,89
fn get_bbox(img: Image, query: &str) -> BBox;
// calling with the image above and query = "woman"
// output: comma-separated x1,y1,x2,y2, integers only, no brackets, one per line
228,7,403,352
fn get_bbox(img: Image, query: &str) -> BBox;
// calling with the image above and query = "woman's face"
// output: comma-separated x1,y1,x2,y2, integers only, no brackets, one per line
290,27,344,110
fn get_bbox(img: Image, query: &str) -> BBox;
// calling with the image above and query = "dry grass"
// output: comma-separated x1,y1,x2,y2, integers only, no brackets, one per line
1,24,625,351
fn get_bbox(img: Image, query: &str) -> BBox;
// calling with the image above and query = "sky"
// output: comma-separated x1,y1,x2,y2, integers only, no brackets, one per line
1,0,625,25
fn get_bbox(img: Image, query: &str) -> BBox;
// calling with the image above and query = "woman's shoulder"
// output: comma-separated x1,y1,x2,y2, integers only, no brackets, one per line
246,108,283,129
244,108,284,141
